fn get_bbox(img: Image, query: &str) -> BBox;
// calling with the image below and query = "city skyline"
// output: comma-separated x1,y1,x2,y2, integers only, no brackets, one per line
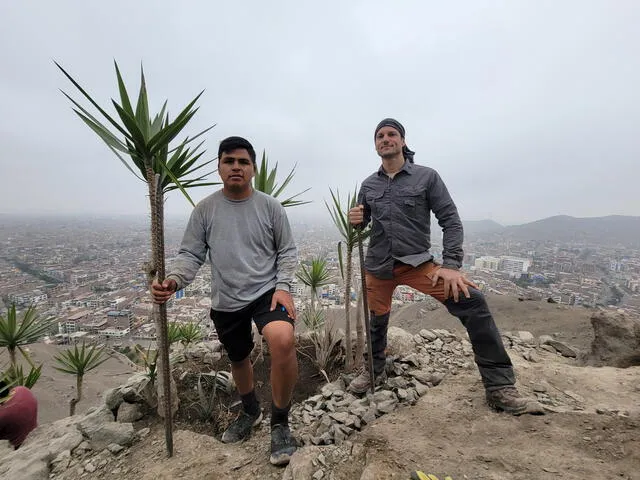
1,1,639,225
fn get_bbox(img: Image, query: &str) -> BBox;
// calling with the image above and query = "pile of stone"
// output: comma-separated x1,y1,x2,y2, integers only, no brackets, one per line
290,327,475,446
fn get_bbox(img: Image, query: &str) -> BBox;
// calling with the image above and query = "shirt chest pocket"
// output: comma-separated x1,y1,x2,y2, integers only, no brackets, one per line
365,190,388,218
396,186,426,213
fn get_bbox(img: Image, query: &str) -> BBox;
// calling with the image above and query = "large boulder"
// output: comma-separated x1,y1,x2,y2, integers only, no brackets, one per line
386,327,415,356
584,311,640,367
120,373,156,408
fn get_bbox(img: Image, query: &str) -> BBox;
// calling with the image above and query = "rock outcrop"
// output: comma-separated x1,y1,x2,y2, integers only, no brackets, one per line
583,311,640,367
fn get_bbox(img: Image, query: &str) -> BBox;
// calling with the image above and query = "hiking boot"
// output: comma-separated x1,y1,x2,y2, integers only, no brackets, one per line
486,386,545,416
221,410,263,443
270,424,297,466
348,366,387,395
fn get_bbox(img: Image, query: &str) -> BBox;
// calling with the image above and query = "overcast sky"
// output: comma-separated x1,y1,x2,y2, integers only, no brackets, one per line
1,1,638,226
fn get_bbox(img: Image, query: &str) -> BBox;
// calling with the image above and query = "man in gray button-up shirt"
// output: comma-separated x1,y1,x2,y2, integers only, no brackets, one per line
348,118,544,416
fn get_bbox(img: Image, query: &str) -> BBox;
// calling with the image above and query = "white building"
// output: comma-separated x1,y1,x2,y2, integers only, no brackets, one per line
100,328,130,338
474,256,501,271
500,256,531,277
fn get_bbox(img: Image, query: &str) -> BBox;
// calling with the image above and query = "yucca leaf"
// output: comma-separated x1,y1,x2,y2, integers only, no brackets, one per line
105,143,145,181
150,101,168,136
165,181,219,192
55,62,132,140
167,124,216,154
135,65,151,141
149,110,199,158
114,61,134,117
278,189,312,207
147,91,203,151
60,90,132,149
271,165,297,199
157,161,195,206
112,101,149,156
73,110,129,153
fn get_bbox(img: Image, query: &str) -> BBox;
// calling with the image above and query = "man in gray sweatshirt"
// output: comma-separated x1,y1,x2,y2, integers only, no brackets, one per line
151,136,298,466
347,118,544,416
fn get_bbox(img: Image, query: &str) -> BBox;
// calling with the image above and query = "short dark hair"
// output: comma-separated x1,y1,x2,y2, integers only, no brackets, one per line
218,136,256,167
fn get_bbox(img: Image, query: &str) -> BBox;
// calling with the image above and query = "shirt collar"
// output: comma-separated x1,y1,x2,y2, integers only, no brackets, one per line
377,159,413,176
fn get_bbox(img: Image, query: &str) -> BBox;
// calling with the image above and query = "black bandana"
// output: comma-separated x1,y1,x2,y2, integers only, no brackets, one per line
374,118,415,163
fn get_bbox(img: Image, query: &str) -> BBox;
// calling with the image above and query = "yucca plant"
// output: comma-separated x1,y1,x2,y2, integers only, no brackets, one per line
179,322,202,349
325,187,371,370
296,258,340,381
201,370,235,394
253,151,310,207
191,372,219,422
57,60,216,456
190,371,234,423
300,307,325,332
134,344,158,384
53,342,109,415
296,257,333,314
297,310,341,383
167,322,183,346
2,363,42,390
0,305,53,367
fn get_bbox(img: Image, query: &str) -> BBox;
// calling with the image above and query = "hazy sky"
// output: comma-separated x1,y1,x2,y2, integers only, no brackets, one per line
1,1,638,225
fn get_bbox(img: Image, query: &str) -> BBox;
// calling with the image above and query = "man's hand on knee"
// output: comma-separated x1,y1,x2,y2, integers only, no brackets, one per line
271,289,297,321
431,267,479,302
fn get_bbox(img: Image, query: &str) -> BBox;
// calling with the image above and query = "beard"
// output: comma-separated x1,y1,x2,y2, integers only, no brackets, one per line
378,146,402,159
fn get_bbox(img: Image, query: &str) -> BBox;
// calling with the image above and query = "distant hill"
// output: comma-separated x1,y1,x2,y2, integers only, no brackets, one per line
462,219,505,235
501,215,640,247
430,215,640,247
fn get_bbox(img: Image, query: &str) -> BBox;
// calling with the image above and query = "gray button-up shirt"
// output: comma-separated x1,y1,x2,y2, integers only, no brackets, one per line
358,160,464,279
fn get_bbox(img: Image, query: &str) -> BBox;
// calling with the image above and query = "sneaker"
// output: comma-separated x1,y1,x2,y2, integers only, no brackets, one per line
221,410,263,443
486,386,545,416
348,366,388,395
270,424,297,466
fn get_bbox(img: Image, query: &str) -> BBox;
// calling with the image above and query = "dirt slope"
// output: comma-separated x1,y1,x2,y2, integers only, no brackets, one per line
73,351,639,480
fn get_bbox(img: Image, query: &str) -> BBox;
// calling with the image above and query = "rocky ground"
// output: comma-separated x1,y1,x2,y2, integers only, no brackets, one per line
2,297,639,480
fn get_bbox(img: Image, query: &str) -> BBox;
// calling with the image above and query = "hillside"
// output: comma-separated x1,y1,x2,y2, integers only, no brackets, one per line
23,303,636,480
501,215,640,247
430,214,640,247
21,296,604,423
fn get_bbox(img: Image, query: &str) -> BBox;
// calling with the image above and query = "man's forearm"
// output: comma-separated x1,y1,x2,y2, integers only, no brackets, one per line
166,250,206,290
276,249,297,292
441,223,464,269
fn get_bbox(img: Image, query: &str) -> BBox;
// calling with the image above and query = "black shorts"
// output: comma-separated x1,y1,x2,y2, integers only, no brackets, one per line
209,288,294,362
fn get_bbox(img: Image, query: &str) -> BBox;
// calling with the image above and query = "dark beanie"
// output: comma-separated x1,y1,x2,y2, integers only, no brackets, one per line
374,118,415,163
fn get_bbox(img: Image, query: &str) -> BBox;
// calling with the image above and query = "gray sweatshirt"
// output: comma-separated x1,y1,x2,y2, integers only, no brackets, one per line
166,189,298,311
